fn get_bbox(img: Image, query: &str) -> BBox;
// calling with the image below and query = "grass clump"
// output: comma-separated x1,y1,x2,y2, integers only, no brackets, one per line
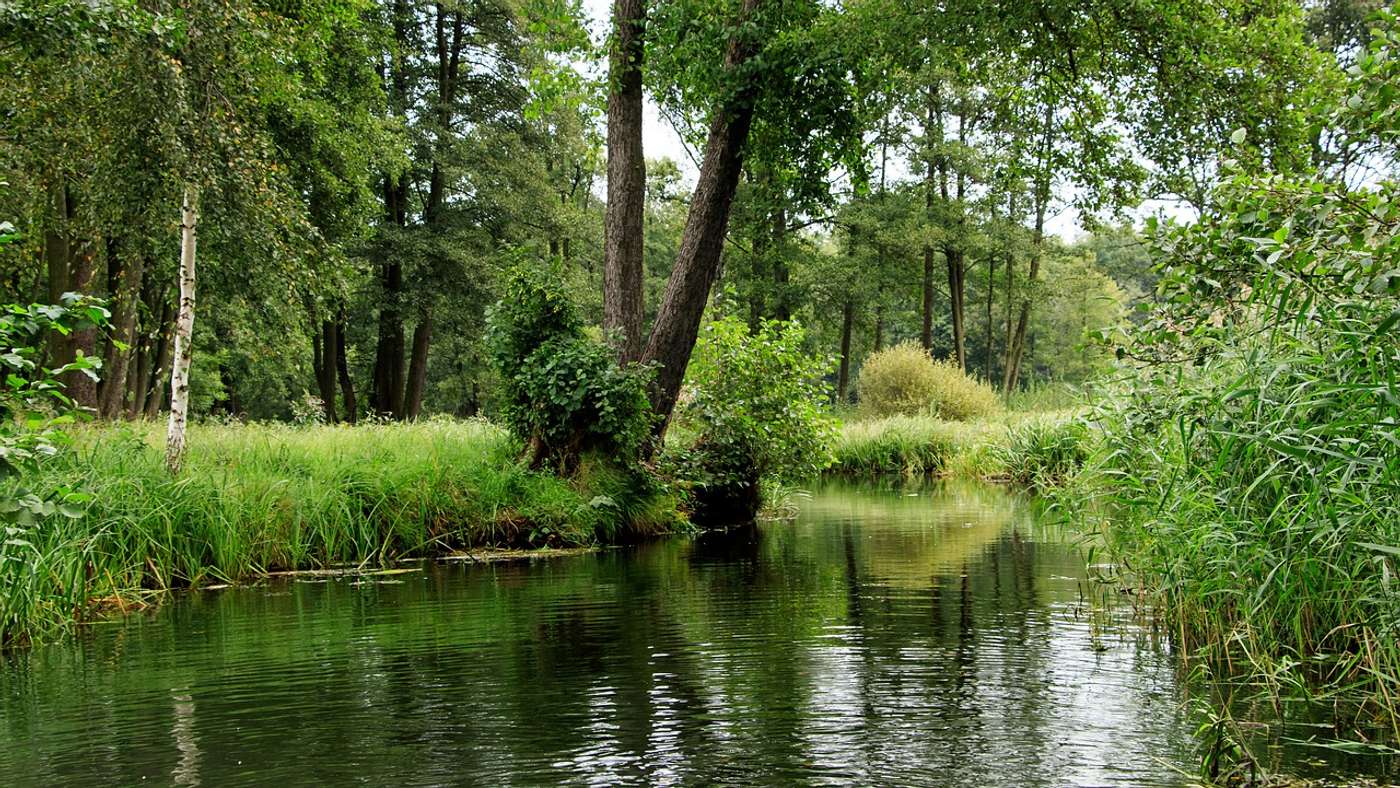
0,418,682,647
830,411,1082,480
997,417,1090,489
856,343,1000,421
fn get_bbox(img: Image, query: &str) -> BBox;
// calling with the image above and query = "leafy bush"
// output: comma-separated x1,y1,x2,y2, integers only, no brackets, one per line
670,317,837,524
925,358,1002,421
0,296,108,523
857,342,1000,421
485,262,653,473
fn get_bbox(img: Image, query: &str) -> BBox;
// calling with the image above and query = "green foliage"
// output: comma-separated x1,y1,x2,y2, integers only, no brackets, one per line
486,262,653,471
670,316,837,523
857,343,1000,421
0,296,108,523
997,417,1089,489
1089,15,1400,720
0,418,681,647
857,343,942,417
830,411,1084,481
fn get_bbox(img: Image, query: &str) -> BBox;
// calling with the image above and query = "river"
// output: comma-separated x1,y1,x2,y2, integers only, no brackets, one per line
0,480,1389,785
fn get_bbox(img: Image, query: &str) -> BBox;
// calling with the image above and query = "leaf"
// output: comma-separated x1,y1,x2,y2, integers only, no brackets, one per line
1230,127,1247,145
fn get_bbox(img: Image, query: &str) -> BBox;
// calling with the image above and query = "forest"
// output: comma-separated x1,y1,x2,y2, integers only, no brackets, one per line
3,0,1400,783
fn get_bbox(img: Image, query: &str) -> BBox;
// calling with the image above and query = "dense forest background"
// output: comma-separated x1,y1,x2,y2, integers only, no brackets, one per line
0,0,1384,423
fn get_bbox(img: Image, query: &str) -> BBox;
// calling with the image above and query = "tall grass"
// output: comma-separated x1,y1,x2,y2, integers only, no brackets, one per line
0,418,681,647
1078,331,1400,728
830,410,1086,480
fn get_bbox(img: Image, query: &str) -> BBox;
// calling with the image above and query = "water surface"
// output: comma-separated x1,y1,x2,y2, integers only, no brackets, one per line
0,481,1371,785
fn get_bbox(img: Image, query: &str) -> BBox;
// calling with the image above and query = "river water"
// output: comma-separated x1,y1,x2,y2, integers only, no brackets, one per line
0,481,1389,785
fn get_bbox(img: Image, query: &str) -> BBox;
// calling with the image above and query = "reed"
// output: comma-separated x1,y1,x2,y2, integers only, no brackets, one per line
1078,333,1400,727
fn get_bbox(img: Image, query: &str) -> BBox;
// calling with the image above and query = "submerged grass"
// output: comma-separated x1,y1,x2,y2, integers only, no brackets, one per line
0,418,681,647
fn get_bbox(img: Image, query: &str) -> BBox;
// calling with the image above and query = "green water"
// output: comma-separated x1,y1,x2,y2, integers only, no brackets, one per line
0,481,1387,785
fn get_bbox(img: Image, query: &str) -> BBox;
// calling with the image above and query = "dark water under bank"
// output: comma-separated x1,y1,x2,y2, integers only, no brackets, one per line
0,480,1391,785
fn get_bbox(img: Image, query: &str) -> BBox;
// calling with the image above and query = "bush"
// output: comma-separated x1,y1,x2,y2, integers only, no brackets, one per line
485,262,653,473
857,342,1000,421
925,358,1002,421
669,317,837,524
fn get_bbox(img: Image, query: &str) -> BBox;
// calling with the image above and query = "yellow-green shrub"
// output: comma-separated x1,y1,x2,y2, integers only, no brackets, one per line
925,358,1001,421
857,343,1001,421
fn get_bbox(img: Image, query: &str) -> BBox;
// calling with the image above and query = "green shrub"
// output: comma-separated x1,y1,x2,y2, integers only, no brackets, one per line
856,343,938,417
857,342,1000,421
1084,28,1400,719
925,358,1002,421
485,262,653,473
669,317,837,524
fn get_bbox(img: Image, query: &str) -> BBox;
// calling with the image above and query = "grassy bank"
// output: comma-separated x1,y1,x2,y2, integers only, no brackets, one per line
830,410,1090,486
1,418,681,647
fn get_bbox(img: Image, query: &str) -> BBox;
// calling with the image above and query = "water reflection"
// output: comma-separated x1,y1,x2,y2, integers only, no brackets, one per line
0,480,1384,785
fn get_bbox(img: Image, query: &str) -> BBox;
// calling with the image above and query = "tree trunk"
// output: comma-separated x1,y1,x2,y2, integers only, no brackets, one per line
771,203,790,321
639,0,764,437
44,178,71,367
1002,247,1016,392
874,306,884,352
983,254,996,379
99,250,145,419
921,81,937,353
404,308,432,420
334,310,357,424
371,263,406,418
316,320,339,423
144,298,175,419
946,247,966,369
166,186,198,474
127,276,160,417
921,244,935,351
602,0,647,362
836,299,854,403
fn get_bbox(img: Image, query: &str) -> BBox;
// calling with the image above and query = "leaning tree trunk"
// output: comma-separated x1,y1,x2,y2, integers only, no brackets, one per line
638,0,764,439
602,0,647,362
166,186,198,474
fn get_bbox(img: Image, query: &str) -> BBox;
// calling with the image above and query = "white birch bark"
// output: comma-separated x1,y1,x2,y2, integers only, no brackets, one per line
165,185,198,474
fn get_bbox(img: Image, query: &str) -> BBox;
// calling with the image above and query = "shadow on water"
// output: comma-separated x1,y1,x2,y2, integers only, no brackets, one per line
0,478,1392,785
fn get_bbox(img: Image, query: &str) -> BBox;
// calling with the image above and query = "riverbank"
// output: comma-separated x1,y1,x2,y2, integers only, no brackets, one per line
830,410,1089,486
0,419,682,647
3,410,1087,647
